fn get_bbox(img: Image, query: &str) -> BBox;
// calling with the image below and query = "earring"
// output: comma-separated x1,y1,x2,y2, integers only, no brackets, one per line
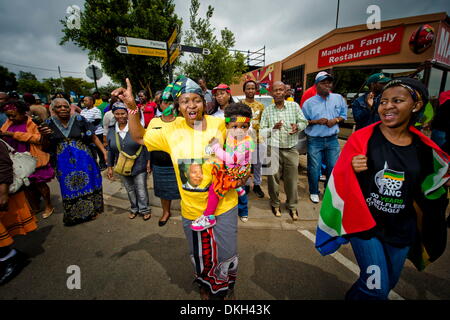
412,109,417,112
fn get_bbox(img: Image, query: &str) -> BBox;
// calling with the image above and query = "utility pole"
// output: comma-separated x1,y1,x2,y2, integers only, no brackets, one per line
58,65,65,92
336,0,340,29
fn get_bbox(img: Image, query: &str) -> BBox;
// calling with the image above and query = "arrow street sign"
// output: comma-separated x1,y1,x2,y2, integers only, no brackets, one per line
169,47,180,65
180,45,211,55
115,36,167,50
167,28,178,49
160,56,168,67
116,45,167,58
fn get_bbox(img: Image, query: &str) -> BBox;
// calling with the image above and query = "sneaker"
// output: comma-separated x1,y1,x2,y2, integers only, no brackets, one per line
289,209,299,221
310,194,320,203
271,206,281,217
253,185,265,198
240,216,248,222
191,215,216,232
319,175,327,182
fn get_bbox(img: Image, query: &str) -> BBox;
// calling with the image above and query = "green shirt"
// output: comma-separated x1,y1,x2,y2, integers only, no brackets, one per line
260,100,308,148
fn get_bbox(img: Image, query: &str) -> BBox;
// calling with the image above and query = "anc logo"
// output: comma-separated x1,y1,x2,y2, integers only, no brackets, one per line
375,162,405,197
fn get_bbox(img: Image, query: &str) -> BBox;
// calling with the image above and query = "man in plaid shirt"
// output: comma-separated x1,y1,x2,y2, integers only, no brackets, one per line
260,81,308,221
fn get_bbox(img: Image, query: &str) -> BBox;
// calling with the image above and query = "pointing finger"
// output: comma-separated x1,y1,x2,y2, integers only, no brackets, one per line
126,78,132,93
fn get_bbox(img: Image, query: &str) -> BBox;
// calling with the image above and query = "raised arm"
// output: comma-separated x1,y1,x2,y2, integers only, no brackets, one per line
111,78,146,145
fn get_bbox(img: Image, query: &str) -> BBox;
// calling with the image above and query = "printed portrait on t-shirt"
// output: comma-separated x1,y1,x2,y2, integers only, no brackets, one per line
178,159,210,192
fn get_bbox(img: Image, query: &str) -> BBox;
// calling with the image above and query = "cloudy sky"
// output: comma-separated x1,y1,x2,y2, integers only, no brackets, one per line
0,0,449,89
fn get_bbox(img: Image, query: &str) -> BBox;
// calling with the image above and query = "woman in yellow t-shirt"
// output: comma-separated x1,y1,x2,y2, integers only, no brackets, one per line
112,76,249,300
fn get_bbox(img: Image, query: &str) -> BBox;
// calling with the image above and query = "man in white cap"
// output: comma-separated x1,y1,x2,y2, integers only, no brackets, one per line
302,72,347,204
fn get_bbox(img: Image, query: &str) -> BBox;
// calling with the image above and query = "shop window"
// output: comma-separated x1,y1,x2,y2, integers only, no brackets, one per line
428,67,443,100
444,71,450,92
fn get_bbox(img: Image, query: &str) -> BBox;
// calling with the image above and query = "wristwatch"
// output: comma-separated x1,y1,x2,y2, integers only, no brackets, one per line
335,117,341,123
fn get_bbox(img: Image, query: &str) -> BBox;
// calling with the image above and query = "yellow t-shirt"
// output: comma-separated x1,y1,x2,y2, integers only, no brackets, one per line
94,99,103,107
240,99,265,131
148,116,177,129
143,115,238,220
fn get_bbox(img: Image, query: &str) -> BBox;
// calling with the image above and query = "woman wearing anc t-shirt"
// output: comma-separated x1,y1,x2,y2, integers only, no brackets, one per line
112,76,248,300
316,77,449,300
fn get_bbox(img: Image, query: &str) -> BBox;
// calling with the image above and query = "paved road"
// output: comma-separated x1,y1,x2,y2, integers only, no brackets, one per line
1,167,449,300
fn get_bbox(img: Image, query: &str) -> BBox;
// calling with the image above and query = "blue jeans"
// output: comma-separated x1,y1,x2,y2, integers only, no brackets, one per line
346,236,410,300
120,171,150,215
306,135,340,195
238,194,248,217
251,142,267,186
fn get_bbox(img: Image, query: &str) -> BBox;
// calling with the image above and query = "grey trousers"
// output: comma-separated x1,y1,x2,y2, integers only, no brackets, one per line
120,171,150,215
267,146,299,210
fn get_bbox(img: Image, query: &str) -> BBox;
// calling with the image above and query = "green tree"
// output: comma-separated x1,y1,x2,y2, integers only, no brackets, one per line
18,71,38,81
42,78,63,93
0,66,18,92
98,82,122,96
180,0,246,87
17,79,49,95
63,77,95,96
60,0,182,96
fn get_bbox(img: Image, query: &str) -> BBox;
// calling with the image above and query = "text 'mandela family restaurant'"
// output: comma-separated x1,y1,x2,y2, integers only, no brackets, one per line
231,12,450,106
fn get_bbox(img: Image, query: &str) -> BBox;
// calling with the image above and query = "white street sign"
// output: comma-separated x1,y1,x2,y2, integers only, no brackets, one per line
116,36,167,50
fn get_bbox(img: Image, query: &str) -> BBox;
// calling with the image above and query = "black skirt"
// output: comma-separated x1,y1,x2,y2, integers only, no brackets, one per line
152,165,181,200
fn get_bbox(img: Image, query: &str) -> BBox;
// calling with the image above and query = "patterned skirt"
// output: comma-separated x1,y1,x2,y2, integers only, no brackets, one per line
182,206,238,298
0,191,37,247
55,140,104,226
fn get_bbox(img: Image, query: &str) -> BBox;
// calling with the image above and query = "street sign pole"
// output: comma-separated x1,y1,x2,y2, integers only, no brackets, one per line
92,65,98,92
166,42,172,82
166,27,178,83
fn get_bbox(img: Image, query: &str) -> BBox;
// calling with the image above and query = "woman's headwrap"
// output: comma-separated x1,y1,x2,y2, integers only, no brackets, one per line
161,76,203,116
382,77,429,106
112,101,128,113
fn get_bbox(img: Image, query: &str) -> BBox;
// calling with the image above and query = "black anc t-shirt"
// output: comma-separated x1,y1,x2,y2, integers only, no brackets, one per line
355,126,422,247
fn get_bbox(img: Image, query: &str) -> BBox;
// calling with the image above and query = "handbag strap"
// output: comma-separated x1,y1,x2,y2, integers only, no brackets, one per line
115,132,142,157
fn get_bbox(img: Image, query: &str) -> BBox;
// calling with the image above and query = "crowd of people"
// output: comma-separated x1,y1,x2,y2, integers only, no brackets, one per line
0,72,448,301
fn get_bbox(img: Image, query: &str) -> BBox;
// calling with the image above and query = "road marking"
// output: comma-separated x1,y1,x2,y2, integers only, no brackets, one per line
298,229,404,300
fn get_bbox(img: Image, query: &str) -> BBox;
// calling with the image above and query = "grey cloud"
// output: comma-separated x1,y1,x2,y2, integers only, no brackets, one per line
1,0,449,88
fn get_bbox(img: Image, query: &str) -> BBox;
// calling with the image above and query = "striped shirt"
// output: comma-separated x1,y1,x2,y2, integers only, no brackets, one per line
260,100,308,148
80,107,104,135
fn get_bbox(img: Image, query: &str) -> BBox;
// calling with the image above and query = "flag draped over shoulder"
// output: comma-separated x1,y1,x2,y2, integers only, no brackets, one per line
315,122,449,270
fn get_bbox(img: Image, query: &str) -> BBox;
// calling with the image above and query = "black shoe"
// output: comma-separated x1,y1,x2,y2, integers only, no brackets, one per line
253,185,265,198
99,165,107,171
158,215,170,227
0,250,30,286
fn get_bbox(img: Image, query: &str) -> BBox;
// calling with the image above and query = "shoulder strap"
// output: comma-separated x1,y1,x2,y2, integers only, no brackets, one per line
115,131,122,152
115,132,143,156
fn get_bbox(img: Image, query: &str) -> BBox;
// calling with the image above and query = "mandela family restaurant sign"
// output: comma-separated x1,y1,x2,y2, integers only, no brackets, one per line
318,26,405,68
